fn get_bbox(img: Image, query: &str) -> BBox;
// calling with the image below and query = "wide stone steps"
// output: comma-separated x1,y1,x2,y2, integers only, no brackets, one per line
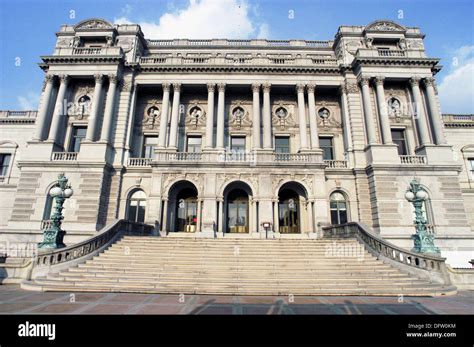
23,235,455,296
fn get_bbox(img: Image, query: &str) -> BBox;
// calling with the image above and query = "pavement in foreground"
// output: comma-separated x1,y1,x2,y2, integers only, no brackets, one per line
0,285,472,314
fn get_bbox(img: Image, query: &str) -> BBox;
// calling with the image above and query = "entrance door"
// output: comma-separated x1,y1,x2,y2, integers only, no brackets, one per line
176,197,197,232
279,192,299,233
227,189,249,233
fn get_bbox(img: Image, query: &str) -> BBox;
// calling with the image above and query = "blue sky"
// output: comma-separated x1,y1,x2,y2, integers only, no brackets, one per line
0,0,473,113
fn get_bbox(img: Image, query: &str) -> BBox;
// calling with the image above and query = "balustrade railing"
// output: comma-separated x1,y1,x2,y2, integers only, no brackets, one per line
222,151,255,163
146,39,332,47
167,152,202,161
377,49,406,57
127,157,152,167
400,155,427,165
34,220,154,270
324,160,348,168
51,152,78,161
274,153,314,162
322,222,451,285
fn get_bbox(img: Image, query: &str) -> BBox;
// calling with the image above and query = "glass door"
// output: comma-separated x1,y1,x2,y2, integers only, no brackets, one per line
279,197,299,233
177,198,197,232
227,192,249,233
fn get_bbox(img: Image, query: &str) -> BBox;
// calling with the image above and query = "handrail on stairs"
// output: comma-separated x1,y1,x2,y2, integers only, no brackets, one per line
29,219,154,279
321,222,453,286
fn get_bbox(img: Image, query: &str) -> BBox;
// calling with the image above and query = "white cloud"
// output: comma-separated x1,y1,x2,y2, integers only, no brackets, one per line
438,45,474,114
17,92,40,111
114,0,269,39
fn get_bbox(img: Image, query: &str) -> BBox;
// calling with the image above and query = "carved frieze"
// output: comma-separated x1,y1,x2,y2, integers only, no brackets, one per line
142,101,161,129
229,101,251,129
186,101,206,128
272,102,295,129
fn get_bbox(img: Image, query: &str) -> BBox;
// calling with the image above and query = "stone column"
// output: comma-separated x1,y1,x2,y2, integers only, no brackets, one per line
409,77,431,146
273,200,279,233
158,83,171,148
339,84,353,152
296,83,309,151
374,76,393,144
216,83,226,150
100,74,119,143
251,83,261,149
359,76,377,145
205,83,215,148
168,83,181,150
217,198,224,233
48,74,70,143
306,201,314,233
306,83,319,149
85,74,104,141
262,82,272,149
161,199,168,233
424,77,446,144
34,74,55,141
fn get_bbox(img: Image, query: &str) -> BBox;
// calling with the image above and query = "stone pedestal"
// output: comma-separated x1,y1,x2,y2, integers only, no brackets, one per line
365,144,400,165
415,144,454,165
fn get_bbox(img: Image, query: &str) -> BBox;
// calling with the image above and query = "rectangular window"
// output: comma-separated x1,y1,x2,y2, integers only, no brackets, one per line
231,136,246,152
0,154,12,177
469,159,474,180
142,135,158,158
391,129,408,155
319,137,334,160
69,126,87,152
187,136,202,153
275,137,290,153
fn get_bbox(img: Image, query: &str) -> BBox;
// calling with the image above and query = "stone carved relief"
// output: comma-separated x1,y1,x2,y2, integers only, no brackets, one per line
365,21,405,32
143,102,161,129
217,173,259,196
75,19,113,30
70,86,94,119
344,82,359,94
186,102,206,128
229,102,251,129
272,102,295,129
116,37,134,53
345,40,363,56
162,173,204,196
316,104,341,129
57,37,73,47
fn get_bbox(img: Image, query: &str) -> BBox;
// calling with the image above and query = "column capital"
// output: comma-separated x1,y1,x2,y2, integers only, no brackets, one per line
93,74,104,84
162,82,171,92
423,76,435,87
306,83,316,94
172,83,182,93
251,83,261,93
358,75,371,86
296,83,306,93
108,74,119,84
207,83,216,92
409,77,421,87
217,83,226,92
45,74,55,83
374,76,385,86
59,74,70,85
262,82,271,93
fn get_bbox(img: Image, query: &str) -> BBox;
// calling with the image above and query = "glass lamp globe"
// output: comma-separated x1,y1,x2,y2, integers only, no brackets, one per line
415,190,427,200
50,186,62,197
404,191,415,201
63,188,74,198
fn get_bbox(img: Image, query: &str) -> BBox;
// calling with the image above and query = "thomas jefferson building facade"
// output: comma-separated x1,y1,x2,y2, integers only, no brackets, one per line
1,19,473,266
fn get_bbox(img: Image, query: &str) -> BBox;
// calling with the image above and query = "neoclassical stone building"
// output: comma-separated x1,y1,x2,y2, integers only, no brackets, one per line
0,18,473,266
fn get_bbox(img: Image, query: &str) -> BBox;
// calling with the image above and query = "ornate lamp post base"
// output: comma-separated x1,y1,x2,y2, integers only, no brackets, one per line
38,228,66,249
411,233,440,254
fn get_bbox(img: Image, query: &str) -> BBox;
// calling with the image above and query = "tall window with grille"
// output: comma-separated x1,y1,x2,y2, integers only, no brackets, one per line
275,136,290,153
0,153,11,177
187,136,202,153
319,137,334,160
69,126,87,152
391,129,408,155
142,135,158,158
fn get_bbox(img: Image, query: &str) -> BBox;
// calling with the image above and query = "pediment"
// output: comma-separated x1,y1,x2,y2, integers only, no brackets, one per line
74,18,113,31
365,20,406,33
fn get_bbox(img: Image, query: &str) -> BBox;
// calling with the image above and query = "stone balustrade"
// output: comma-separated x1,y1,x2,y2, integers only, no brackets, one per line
356,48,426,59
32,220,154,277
322,222,452,286
51,152,78,161
324,160,348,168
377,49,406,57
139,55,338,67
0,110,37,124
146,39,332,48
127,157,153,167
53,47,122,56
400,155,427,165
443,114,474,127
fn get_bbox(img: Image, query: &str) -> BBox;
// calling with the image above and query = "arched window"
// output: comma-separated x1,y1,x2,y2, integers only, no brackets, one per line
330,192,348,225
127,190,146,223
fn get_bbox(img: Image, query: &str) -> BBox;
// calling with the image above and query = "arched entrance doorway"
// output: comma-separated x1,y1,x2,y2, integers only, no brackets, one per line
277,182,308,234
223,182,253,233
167,181,199,232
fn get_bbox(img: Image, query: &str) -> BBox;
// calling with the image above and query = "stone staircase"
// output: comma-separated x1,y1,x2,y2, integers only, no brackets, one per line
22,236,455,296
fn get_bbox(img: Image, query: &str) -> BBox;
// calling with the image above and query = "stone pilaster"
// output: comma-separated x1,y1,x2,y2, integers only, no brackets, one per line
306,83,319,149
205,83,216,149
